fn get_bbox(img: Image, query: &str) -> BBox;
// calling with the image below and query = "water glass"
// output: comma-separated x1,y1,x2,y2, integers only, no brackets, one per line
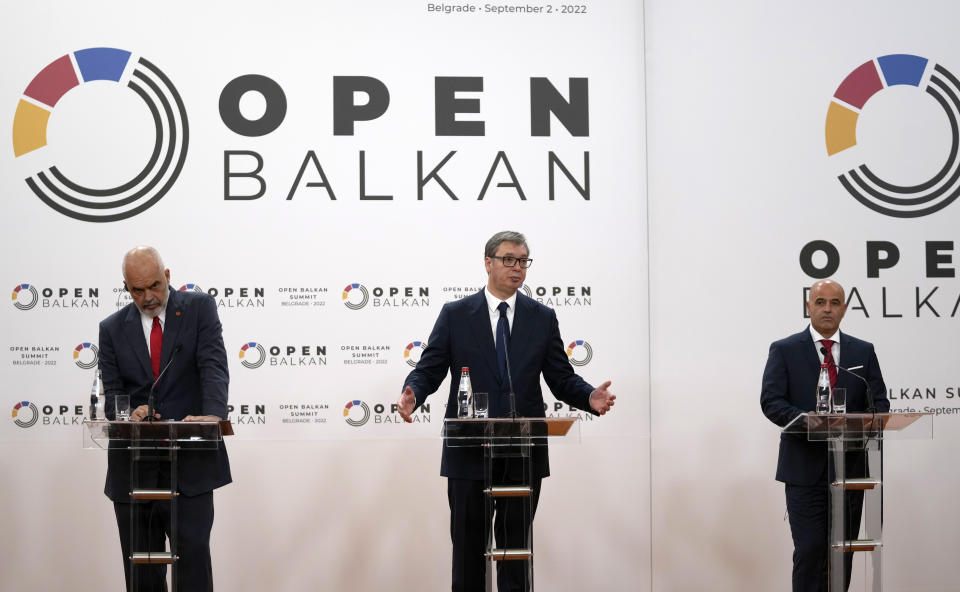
114,394,131,421
831,388,847,414
473,392,489,418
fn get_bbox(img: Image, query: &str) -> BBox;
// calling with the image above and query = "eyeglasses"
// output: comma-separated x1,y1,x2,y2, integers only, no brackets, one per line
490,256,533,269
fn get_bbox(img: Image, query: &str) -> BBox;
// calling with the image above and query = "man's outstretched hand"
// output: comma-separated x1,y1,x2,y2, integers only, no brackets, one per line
398,386,416,423
589,381,616,415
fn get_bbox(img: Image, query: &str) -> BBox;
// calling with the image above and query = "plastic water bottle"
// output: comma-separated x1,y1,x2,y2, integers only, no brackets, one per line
457,367,473,418
89,369,106,420
815,363,831,414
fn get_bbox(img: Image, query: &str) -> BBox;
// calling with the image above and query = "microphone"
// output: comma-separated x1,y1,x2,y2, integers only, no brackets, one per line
499,308,518,419
820,346,876,413
147,344,182,422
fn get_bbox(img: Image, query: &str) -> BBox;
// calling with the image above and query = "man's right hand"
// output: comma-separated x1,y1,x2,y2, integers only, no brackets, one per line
398,386,416,423
130,404,161,422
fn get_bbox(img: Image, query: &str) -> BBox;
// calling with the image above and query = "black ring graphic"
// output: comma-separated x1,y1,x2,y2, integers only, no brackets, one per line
47,77,164,197
837,62,960,218
344,401,371,427
13,402,39,428
568,341,593,367
343,285,370,310
75,344,99,370
241,344,266,369
23,55,189,222
13,285,39,310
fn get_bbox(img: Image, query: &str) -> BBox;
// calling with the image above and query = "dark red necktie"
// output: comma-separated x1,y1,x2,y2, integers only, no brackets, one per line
821,339,837,388
150,316,163,380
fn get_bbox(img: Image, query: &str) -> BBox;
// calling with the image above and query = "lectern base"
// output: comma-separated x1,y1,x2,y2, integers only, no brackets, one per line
832,540,882,553
487,549,533,561
131,552,177,564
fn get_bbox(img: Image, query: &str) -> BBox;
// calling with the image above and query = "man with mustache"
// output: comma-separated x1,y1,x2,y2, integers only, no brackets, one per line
397,230,616,592
98,246,231,591
761,279,890,592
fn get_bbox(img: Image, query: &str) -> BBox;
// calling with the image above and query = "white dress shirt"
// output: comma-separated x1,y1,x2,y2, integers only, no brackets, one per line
484,287,516,342
140,306,167,357
809,325,841,367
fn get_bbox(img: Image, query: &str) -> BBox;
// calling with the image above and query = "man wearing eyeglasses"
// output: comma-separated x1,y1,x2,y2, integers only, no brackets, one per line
98,246,231,591
398,230,616,592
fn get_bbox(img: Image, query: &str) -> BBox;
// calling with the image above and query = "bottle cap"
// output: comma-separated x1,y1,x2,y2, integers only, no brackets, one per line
461,367,469,372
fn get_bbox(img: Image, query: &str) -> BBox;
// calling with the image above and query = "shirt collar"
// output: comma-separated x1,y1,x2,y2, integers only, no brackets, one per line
484,287,517,314
140,300,168,327
809,325,840,344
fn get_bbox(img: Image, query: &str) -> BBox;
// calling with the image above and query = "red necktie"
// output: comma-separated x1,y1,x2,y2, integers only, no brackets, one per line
150,316,163,380
821,339,837,388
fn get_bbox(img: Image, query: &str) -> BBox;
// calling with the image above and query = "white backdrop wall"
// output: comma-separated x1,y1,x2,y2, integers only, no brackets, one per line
647,1,959,591
3,1,958,591
0,1,649,591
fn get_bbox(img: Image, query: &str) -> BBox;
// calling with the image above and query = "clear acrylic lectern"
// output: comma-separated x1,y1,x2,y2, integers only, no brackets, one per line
443,417,579,592
83,419,231,592
783,412,932,591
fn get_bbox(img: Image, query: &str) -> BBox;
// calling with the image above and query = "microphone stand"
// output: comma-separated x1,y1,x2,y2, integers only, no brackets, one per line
820,347,876,413
140,343,180,580
147,344,182,422
836,365,876,414
820,348,882,476
500,310,517,419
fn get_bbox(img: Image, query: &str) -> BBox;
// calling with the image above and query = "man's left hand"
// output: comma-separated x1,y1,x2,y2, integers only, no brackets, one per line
589,381,616,415
183,415,222,422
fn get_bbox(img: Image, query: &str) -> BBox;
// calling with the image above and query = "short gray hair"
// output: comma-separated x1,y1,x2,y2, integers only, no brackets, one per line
484,231,529,258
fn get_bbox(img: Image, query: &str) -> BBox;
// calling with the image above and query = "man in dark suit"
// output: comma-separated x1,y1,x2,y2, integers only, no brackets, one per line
761,279,889,592
99,246,231,592
397,231,616,592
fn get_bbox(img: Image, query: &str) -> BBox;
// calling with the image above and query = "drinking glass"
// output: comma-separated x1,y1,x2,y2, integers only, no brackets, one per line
473,392,489,418
831,388,847,414
114,394,131,421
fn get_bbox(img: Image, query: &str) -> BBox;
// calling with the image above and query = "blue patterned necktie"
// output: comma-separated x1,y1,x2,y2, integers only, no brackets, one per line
496,301,509,380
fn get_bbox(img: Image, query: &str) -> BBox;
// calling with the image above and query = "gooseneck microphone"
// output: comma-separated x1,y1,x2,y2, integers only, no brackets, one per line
820,346,876,413
499,309,518,419
146,344,182,422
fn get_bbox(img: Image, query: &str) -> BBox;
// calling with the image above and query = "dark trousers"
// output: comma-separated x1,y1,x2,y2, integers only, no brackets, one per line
785,484,863,592
448,477,542,592
113,492,215,592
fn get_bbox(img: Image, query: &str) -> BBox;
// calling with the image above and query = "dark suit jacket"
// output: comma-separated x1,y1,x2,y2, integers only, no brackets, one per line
99,287,232,501
760,327,889,486
404,289,597,480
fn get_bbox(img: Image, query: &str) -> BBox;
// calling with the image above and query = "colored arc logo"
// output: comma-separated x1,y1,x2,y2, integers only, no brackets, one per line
825,54,960,218
343,400,371,427
12,401,39,428
11,283,39,310
239,342,266,369
565,339,593,366
73,342,99,369
342,283,369,310
12,47,188,222
404,340,427,367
